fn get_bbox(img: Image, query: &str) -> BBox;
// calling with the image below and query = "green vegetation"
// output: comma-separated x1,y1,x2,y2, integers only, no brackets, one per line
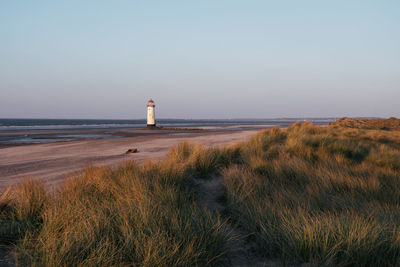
2,121,400,266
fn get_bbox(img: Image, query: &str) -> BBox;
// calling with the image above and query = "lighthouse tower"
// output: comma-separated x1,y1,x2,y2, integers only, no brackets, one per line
146,99,156,128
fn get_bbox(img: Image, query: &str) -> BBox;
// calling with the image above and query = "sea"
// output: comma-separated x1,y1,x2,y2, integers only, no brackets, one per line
0,118,336,146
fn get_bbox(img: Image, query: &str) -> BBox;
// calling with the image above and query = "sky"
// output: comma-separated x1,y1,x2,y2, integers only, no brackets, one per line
0,1,399,119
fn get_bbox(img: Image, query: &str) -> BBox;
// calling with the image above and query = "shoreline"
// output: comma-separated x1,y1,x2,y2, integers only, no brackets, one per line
0,124,280,148
0,125,275,190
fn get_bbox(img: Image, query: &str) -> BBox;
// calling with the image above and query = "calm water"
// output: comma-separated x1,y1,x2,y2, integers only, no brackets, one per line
0,118,335,146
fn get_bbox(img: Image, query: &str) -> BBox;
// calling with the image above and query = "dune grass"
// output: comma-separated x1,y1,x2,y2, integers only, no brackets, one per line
222,123,400,265
0,147,229,266
1,122,400,266
330,117,400,131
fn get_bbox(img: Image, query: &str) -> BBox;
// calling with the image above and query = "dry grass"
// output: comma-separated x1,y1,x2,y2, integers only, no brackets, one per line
330,117,400,131
1,153,229,266
1,122,400,266
223,123,400,265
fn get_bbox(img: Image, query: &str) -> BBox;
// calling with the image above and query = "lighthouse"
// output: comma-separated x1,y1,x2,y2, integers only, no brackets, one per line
146,99,156,127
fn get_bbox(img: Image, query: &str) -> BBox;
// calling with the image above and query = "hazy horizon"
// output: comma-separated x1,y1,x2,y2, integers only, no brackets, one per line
1,1,399,119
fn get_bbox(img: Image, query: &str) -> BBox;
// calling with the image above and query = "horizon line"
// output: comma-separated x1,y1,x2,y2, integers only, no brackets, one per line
0,116,384,121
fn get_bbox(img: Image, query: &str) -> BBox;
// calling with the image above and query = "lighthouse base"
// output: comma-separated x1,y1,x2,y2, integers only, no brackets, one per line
147,124,157,129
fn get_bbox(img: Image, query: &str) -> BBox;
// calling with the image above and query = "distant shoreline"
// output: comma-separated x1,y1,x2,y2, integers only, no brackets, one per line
0,118,335,132
0,125,281,189
0,124,283,148
0,118,334,148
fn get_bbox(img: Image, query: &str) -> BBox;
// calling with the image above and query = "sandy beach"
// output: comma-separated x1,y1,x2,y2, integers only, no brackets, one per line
0,126,268,190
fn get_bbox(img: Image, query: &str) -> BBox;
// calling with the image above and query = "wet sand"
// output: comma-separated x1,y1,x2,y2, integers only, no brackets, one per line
0,126,270,190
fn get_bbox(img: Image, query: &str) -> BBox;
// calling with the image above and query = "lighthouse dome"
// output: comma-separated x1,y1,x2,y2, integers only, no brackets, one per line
147,98,155,107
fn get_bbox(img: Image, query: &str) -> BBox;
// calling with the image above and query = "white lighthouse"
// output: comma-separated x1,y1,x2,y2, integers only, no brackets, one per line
146,98,156,127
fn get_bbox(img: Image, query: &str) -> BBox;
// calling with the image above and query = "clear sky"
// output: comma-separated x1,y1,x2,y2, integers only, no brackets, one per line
1,1,399,119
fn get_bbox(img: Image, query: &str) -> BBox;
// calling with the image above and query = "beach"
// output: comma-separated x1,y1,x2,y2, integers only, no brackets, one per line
0,126,270,190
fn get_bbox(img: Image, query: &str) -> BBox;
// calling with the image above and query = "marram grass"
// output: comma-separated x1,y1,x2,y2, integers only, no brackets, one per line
1,122,400,266
223,123,400,266
1,154,229,266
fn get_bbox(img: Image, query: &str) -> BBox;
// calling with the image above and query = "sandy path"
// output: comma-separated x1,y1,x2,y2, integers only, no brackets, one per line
196,176,279,266
0,129,259,189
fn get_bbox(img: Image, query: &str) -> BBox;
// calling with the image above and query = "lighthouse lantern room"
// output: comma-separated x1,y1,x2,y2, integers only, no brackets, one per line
147,99,156,127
